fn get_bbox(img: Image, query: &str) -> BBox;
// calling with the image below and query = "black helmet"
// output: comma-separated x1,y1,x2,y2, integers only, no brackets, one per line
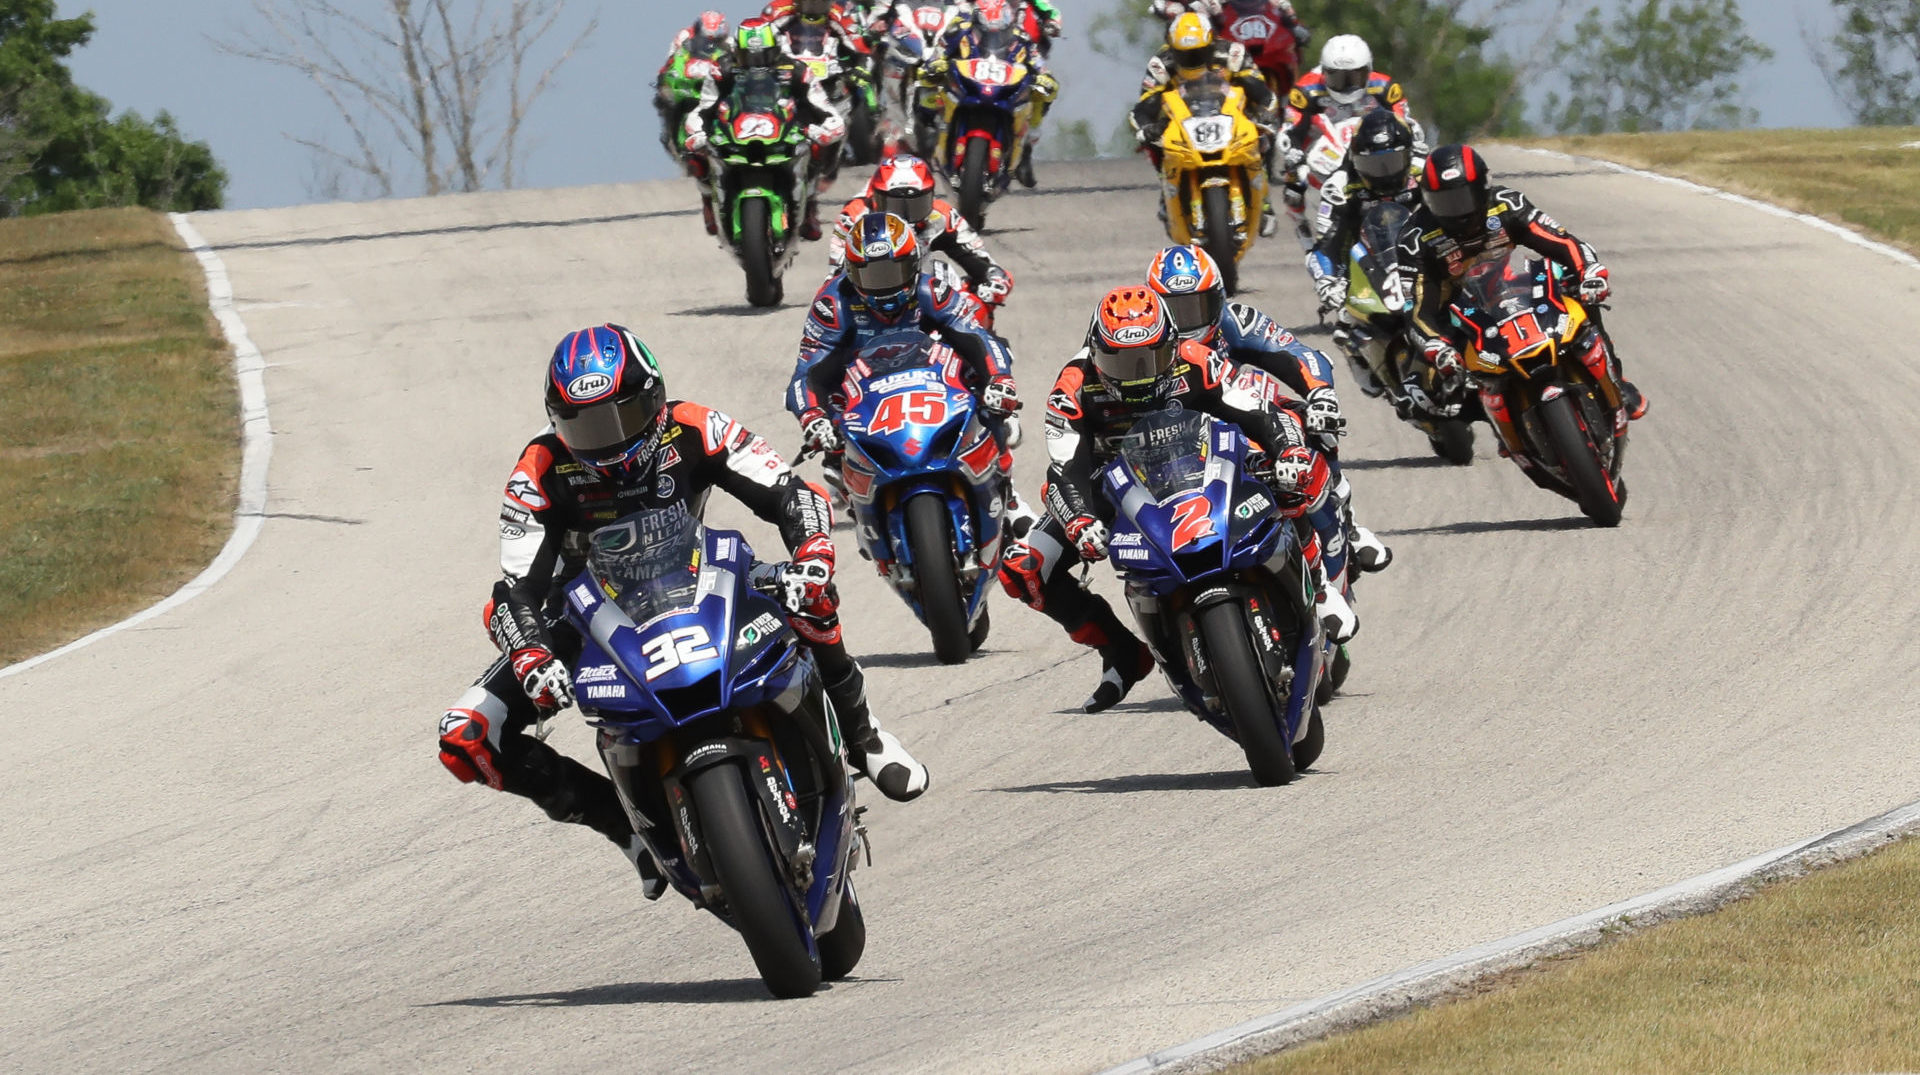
1351,110,1413,195
1421,144,1490,237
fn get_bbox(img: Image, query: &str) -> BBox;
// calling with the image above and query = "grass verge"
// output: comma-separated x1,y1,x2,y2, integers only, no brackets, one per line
0,207,237,666
1525,127,1920,256
1241,834,1920,1074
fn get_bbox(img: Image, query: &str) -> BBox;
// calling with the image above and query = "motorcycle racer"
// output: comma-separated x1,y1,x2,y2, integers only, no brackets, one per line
1151,0,1310,90
919,0,1062,188
1279,35,1422,234
437,325,930,894
826,155,1015,324
1397,144,1647,420
759,0,876,61
1306,108,1423,318
999,286,1359,713
655,11,731,167
683,23,847,241
1131,13,1282,236
1145,244,1392,575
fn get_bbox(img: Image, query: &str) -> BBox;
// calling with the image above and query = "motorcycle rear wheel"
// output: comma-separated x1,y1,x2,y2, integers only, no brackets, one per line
819,879,866,981
1198,602,1294,786
906,492,972,664
958,138,991,230
1201,185,1240,295
689,763,821,998
740,199,784,308
1540,393,1621,527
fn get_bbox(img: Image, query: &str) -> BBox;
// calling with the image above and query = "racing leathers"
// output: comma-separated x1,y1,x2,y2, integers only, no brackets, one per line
1001,340,1357,711
1131,42,1279,215
683,61,847,239
1306,160,1424,308
655,35,730,167
759,0,876,61
436,403,926,893
826,192,1014,322
1151,1,1309,87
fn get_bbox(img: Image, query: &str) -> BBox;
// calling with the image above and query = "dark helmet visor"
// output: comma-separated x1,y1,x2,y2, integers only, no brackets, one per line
1162,290,1222,336
1324,66,1368,94
851,257,918,294
1354,146,1410,184
879,190,934,223
1094,338,1175,384
553,394,662,461
1424,184,1483,222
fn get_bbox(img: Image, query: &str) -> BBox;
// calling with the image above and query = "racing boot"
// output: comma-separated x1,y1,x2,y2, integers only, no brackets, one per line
1085,637,1155,714
1016,150,1037,189
1260,202,1280,238
1005,486,1042,542
827,662,929,802
801,199,824,242
1620,380,1648,420
1313,564,1358,643
1348,524,1392,573
699,195,718,236
620,834,668,900
820,450,851,509
527,749,664,898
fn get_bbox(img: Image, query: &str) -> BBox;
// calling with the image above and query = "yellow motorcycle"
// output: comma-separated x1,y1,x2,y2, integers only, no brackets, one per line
1152,71,1268,294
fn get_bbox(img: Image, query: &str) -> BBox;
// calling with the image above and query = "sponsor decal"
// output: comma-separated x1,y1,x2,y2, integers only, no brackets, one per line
737,611,782,647
1164,273,1199,291
500,523,527,539
767,775,793,823
584,684,628,700
575,664,621,684
1109,531,1143,548
500,505,532,525
570,582,594,606
716,536,737,560
1236,492,1272,518
863,240,894,258
659,445,682,470
1111,324,1155,345
656,474,677,499
1115,547,1150,562
685,743,729,765
505,472,547,510
437,711,471,736
566,372,613,400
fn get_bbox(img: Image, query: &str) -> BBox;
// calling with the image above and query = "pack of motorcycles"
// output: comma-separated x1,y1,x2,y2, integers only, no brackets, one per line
612,2,1632,997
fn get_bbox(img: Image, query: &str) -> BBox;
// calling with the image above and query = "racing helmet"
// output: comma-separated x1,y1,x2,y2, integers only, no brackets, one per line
545,325,669,482
976,0,1017,32
1090,286,1179,405
694,11,729,44
1351,109,1414,195
1146,245,1227,343
734,22,781,68
1422,144,1490,238
1319,34,1373,104
1167,13,1215,72
797,0,833,20
845,212,923,322
869,155,938,225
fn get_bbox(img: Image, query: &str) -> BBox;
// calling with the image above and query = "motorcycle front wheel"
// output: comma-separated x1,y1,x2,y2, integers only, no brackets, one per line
740,198,784,308
689,763,821,998
958,137,991,230
905,492,972,664
1540,392,1622,527
1197,602,1294,786
1201,184,1240,295
818,879,866,981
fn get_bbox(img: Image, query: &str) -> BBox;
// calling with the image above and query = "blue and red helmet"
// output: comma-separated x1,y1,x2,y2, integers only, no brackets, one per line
845,211,921,322
1146,245,1226,342
544,324,668,481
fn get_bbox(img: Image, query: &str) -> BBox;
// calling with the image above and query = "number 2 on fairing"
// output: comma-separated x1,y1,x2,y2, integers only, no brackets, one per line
641,626,720,679
868,390,948,434
1171,494,1216,548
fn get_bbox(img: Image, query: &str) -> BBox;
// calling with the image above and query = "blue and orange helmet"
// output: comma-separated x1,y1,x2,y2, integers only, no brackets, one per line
1146,245,1226,342
845,212,921,322
544,324,668,482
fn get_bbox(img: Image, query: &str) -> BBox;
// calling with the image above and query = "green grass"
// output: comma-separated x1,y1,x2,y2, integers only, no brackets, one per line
0,207,237,665
1527,127,1920,255
1241,835,1920,1074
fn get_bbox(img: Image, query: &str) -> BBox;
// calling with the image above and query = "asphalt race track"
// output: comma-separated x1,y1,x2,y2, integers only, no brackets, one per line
7,152,1920,1073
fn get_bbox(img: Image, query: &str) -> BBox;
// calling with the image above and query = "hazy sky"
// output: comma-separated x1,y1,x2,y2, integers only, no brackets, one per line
61,0,1848,211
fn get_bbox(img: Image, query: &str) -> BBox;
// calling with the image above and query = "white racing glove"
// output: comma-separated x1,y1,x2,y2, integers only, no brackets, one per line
1304,386,1345,436
1065,515,1109,562
981,375,1019,418
1580,264,1611,304
1314,273,1346,313
799,409,842,454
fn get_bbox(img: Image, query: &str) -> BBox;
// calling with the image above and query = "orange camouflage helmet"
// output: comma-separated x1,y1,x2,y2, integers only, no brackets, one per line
1090,285,1178,403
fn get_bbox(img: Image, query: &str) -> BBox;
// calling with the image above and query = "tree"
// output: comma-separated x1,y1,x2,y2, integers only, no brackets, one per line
1088,0,1543,140
1542,0,1773,133
0,0,224,215
1820,0,1920,125
221,0,597,199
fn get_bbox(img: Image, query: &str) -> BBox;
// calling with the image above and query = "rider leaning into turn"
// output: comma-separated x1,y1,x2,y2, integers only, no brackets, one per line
999,286,1359,714
1130,14,1283,236
1279,35,1422,227
788,211,1037,526
919,0,1062,189
1305,108,1425,365
826,155,1016,322
683,23,847,241
1398,143,1648,421
1144,243,1393,576
654,11,731,166
436,325,930,896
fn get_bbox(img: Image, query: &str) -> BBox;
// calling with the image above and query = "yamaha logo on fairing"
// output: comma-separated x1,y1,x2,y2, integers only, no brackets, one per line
567,372,613,399
1112,325,1155,345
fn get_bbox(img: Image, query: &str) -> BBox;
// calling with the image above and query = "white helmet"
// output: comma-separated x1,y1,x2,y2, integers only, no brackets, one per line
1319,35,1373,105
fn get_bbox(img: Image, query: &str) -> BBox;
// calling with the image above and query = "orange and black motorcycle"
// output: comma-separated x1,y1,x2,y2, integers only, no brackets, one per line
1448,251,1630,527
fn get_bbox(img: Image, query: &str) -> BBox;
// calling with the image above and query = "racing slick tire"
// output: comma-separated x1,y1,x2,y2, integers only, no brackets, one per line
689,763,821,998
1198,602,1294,786
1541,392,1622,527
906,492,972,664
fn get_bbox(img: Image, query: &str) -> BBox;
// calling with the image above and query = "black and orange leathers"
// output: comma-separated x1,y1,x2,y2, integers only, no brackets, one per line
1012,340,1315,661
1398,185,1601,355
439,402,845,842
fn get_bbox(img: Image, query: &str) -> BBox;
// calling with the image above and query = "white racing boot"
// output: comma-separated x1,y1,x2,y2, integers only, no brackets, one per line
1005,486,1042,542
826,662,930,802
1348,524,1392,573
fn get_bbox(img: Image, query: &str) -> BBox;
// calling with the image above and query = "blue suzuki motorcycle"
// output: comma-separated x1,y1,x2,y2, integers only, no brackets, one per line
837,331,1011,663
564,506,865,998
1101,410,1327,785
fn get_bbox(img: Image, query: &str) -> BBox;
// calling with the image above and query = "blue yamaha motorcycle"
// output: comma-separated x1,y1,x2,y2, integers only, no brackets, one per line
564,506,865,998
837,331,1011,664
926,24,1039,229
1101,410,1327,785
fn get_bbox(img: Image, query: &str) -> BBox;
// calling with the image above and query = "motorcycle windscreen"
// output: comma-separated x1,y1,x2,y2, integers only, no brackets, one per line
734,69,785,116
1179,73,1230,118
1455,250,1539,322
588,507,705,623
856,330,945,376
1118,410,1214,500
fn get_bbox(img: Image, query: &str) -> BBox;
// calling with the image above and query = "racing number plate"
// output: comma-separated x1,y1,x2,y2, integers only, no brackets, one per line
1184,116,1233,153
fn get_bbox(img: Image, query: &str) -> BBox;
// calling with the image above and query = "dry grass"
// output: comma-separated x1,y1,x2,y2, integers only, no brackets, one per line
1240,835,1920,1074
1526,127,1920,257
0,207,236,665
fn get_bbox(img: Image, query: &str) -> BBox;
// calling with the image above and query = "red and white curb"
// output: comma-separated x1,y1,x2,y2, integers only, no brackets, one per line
0,214,271,680
1103,149,1920,1074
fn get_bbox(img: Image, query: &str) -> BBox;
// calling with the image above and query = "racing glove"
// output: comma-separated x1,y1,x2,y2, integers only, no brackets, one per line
1314,273,1346,314
806,123,840,147
1421,338,1462,375
779,534,837,613
683,129,709,154
976,269,1013,306
1292,23,1312,46
512,647,574,712
1304,386,1346,436
981,375,1020,419
799,408,843,454
1065,515,1109,562
1580,264,1611,304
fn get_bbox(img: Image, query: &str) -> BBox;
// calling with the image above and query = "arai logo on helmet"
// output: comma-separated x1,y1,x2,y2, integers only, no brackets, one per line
863,240,894,258
567,372,614,399
1112,325,1156,345
1165,273,1199,291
